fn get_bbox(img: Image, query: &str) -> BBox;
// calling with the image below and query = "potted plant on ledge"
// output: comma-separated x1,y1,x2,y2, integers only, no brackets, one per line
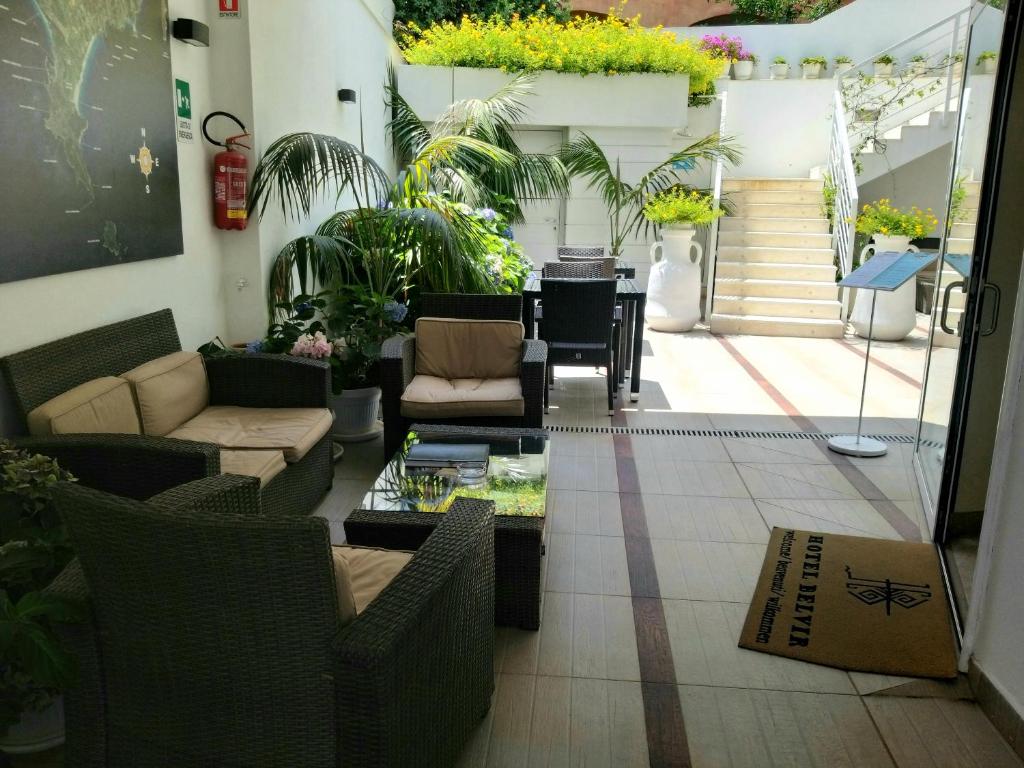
0,443,80,756
770,56,789,79
834,55,854,77
908,53,929,77
873,54,896,78
801,56,827,79
849,200,938,341
977,50,998,74
641,189,724,332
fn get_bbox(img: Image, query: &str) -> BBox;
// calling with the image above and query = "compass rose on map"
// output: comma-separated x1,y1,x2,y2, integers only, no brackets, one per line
129,127,160,193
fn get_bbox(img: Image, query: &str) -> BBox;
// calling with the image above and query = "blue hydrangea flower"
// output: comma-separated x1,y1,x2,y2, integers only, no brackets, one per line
294,302,312,314
478,207,497,221
245,340,264,354
501,227,514,239
384,301,408,323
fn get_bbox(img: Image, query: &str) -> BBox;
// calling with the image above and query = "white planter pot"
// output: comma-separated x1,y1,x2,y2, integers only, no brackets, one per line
0,698,64,755
331,386,382,442
646,227,703,333
834,62,854,78
980,58,997,74
801,63,823,79
732,60,754,80
908,61,928,77
770,64,789,80
849,235,918,341
873,62,894,78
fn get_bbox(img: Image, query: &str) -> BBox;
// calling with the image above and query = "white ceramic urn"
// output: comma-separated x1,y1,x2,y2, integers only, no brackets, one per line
732,60,754,80
849,234,918,341
646,226,703,333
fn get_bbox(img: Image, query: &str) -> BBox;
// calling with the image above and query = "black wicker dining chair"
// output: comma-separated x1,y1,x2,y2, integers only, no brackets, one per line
538,279,619,416
542,260,605,279
557,246,606,259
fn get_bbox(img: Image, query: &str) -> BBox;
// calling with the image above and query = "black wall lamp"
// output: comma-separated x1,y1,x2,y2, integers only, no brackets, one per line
172,18,210,47
337,89,357,104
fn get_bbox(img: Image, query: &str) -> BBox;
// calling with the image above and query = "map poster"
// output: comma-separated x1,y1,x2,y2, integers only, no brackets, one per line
0,0,183,284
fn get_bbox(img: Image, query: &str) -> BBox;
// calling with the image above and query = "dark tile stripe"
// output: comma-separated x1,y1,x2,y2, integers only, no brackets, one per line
714,335,923,543
835,338,923,389
611,412,692,768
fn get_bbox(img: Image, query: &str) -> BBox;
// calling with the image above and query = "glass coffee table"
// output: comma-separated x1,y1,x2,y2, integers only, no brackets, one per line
344,424,549,630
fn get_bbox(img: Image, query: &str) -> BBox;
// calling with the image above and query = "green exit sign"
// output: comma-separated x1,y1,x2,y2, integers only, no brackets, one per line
175,79,191,120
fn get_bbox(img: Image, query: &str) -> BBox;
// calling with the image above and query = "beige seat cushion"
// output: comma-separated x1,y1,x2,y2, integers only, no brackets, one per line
331,545,413,625
120,351,209,436
415,318,524,380
400,375,524,419
27,377,141,436
168,405,333,462
219,449,287,487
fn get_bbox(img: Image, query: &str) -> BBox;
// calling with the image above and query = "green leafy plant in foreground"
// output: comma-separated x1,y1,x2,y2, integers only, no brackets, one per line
642,189,724,227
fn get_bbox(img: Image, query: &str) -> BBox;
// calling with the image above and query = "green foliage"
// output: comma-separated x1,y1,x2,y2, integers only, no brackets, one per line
393,0,568,30
398,11,726,104
977,50,997,64
772,56,787,64
801,56,827,67
721,0,841,23
560,132,741,256
855,199,938,239
821,172,836,222
874,54,897,65
642,189,724,226
834,55,852,64
0,442,80,736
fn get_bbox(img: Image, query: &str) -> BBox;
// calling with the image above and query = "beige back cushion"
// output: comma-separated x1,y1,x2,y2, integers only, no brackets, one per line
27,377,142,436
415,318,524,380
121,351,209,436
330,548,359,626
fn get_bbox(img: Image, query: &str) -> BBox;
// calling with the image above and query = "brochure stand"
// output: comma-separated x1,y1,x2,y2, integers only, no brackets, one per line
828,250,939,458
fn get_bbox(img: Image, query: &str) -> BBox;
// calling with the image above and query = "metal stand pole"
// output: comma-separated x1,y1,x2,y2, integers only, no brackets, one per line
828,289,888,457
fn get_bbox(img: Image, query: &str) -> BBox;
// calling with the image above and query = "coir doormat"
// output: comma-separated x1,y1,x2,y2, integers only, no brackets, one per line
739,528,958,678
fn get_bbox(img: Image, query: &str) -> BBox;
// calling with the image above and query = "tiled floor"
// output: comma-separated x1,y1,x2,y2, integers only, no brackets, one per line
318,328,1022,768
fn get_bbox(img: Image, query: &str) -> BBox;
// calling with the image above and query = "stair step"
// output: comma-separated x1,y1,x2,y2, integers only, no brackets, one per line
723,178,825,192
719,216,830,234
717,245,836,265
949,222,975,238
716,261,837,281
718,231,833,249
726,189,823,205
713,295,842,320
710,313,845,338
947,237,974,255
730,203,825,219
714,277,840,300
957,207,980,224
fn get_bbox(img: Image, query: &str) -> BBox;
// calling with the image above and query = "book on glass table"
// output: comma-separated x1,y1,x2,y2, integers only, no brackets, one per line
404,442,490,470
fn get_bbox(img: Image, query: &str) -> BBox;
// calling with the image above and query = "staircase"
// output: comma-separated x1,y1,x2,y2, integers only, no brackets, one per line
932,178,982,348
710,178,844,338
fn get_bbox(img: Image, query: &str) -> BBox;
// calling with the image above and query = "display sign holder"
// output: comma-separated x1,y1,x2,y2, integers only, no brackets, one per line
829,250,939,458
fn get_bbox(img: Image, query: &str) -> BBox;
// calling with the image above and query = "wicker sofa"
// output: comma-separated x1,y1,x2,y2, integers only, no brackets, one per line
380,293,546,458
1,309,333,515
48,475,496,767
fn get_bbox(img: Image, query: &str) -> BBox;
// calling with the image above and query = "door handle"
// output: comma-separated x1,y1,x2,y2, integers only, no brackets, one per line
940,280,964,335
981,282,1002,337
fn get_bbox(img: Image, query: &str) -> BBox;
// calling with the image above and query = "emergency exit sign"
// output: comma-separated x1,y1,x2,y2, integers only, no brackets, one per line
219,0,240,18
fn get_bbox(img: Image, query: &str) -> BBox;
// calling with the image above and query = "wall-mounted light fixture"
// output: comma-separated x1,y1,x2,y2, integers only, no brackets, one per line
172,18,210,47
337,89,357,104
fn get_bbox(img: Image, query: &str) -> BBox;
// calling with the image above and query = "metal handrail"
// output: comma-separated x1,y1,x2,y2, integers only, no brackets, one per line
704,91,728,322
845,7,969,73
828,89,858,320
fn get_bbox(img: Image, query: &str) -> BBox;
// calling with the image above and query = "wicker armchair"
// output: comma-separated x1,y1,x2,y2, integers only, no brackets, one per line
48,476,496,767
380,295,546,458
1,309,333,515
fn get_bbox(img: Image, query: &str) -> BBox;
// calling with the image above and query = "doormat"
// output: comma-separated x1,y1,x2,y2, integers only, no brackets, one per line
739,528,958,678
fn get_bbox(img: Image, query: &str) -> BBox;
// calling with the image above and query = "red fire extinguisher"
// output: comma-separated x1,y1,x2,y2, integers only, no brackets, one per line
203,111,250,231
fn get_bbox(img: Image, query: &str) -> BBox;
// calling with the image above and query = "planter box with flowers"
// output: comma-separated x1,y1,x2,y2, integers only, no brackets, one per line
697,34,756,81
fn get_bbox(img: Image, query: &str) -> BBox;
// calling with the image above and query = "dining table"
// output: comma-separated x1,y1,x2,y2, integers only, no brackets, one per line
521,272,647,402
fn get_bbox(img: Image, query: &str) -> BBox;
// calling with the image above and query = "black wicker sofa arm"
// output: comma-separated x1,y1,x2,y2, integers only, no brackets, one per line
333,498,495,767
204,353,331,409
14,434,220,501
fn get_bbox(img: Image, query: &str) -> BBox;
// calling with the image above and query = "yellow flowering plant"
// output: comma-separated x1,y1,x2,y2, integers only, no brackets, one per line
854,199,938,239
642,188,724,227
399,11,725,103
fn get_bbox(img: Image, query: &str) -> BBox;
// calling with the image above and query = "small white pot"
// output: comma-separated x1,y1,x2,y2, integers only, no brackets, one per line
908,61,928,77
834,62,854,78
770,63,789,80
801,62,823,79
331,386,382,442
0,698,65,755
646,226,703,333
849,235,918,341
980,57,997,74
732,59,754,80
873,62,894,78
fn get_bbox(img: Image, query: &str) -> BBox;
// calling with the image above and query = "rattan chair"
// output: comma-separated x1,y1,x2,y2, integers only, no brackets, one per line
542,260,605,279
557,246,606,259
48,475,496,767
419,292,523,321
1,310,333,516
539,279,619,416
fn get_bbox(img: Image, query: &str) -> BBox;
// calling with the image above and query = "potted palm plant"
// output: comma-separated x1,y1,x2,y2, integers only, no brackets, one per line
0,443,80,755
770,56,789,79
849,200,939,340
641,189,724,332
801,56,827,79
873,54,896,78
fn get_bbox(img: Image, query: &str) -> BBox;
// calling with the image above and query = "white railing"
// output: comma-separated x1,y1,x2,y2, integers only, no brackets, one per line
828,89,858,319
704,91,728,322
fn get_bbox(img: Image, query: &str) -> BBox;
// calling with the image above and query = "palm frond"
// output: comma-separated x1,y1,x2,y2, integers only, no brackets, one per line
384,63,431,165
559,132,631,210
248,133,391,222
633,133,742,200
266,235,355,312
413,134,517,176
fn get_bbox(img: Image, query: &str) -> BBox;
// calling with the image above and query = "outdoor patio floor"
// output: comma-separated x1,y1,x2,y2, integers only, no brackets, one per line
322,322,1023,768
